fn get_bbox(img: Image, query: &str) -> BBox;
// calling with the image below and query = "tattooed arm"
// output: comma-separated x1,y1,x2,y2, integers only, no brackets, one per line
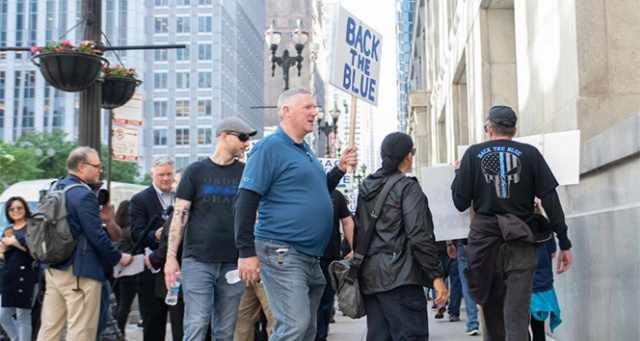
163,197,191,290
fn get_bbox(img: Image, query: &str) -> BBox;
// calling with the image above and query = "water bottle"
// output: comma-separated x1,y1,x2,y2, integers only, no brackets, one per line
165,273,181,306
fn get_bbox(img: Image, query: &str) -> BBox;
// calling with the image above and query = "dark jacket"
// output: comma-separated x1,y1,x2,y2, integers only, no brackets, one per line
465,213,535,304
129,186,168,283
148,214,184,299
52,175,122,282
355,169,444,295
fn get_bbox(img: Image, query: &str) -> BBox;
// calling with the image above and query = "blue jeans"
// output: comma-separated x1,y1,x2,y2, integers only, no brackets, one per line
255,239,325,341
439,251,462,316
0,306,32,341
181,258,245,341
457,241,479,330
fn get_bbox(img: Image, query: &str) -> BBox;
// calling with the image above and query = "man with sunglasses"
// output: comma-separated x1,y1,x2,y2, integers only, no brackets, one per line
164,117,257,340
38,147,133,341
233,88,358,340
451,105,572,340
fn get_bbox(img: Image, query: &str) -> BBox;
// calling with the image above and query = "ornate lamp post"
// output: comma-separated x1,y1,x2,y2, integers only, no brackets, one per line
265,20,309,91
317,102,341,157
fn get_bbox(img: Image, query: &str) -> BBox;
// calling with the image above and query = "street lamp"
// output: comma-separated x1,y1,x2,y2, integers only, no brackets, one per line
265,19,309,91
317,102,341,157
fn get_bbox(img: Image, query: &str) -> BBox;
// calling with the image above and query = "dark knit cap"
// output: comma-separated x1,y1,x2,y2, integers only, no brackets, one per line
380,132,413,174
488,105,517,128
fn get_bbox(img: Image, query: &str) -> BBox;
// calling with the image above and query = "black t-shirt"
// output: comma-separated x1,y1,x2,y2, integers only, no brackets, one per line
452,139,558,220
322,190,351,259
176,158,245,263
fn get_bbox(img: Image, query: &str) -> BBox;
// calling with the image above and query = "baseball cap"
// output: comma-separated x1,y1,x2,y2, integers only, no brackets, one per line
487,105,517,128
215,117,258,137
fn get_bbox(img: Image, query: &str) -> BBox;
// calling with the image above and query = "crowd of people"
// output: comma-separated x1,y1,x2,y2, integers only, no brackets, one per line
0,89,572,341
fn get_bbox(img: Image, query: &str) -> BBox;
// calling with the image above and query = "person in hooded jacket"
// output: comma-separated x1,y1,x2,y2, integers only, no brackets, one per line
355,132,448,341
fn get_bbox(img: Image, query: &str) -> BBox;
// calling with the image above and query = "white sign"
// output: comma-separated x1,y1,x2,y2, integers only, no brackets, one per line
112,126,139,162
330,7,382,106
421,165,470,241
113,93,143,126
318,158,352,190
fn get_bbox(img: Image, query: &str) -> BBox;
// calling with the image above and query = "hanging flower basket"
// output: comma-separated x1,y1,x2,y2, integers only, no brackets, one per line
102,76,143,109
30,40,107,92
101,65,142,109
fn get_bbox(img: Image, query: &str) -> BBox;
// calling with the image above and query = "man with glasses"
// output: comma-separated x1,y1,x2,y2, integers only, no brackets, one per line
233,88,358,340
164,117,257,340
129,156,177,341
451,105,572,340
38,147,132,341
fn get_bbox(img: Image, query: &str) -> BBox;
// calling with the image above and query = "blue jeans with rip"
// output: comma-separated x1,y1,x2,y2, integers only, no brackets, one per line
181,258,245,341
255,239,325,341
457,240,480,330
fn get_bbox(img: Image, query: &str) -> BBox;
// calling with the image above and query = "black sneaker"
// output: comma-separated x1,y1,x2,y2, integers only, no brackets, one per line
431,303,438,310
435,307,446,319
465,328,480,335
449,314,460,322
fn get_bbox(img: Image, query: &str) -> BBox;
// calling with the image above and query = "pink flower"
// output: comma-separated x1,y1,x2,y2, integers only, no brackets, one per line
30,46,39,53
93,49,102,54
61,40,72,48
55,47,62,52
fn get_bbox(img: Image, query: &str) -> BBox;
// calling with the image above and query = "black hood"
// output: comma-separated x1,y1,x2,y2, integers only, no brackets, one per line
359,168,403,201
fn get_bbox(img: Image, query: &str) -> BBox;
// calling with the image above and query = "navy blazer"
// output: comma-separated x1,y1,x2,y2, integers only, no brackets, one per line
129,186,167,282
52,175,122,282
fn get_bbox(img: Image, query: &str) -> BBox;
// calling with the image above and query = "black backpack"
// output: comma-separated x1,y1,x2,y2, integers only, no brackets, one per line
25,181,85,264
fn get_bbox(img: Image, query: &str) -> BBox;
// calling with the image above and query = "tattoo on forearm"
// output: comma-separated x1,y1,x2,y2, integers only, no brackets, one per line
167,201,191,259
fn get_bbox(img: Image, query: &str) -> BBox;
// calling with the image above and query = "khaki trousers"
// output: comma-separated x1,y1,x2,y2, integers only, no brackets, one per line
37,266,102,341
233,281,274,341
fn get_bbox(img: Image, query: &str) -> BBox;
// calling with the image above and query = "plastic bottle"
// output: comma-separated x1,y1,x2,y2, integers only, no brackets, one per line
165,273,181,306
225,269,240,284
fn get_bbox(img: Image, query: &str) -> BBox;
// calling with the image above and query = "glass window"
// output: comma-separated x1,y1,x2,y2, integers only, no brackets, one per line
198,44,211,60
176,128,190,145
155,17,168,33
198,72,211,88
154,49,168,61
154,129,167,145
198,16,212,32
176,72,190,89
198,128,212,145
175,156,190,169
177,45,190,61
177,0,190,5
176,99,190,117
176,17,190,33
198,100,211,116
155,0,168,5
154,101,168,117
198,0,212,4
154,73,167,88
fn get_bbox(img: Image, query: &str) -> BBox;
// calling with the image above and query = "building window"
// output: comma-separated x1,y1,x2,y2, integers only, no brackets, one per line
177,45,190,61
198,128,212,145
155,17,168,33
176,128,190,145
154,73,167,89
176,72,190,89
155,0,168,5
176,99,190,117
198,44,211,60
198,0,212,4
154,129,167,145
175,156,190,169
176,17,190,33
177,0,191,5
198,100,211,116
154,49,168,61
154,101,168,117
198,16,212,32
198,72,211,88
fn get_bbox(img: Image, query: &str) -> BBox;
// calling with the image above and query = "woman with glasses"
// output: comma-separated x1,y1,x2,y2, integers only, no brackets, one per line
0,196,38,341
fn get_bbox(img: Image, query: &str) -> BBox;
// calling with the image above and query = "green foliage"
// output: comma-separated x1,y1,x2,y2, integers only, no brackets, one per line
139,173,153,187
0,130,147,193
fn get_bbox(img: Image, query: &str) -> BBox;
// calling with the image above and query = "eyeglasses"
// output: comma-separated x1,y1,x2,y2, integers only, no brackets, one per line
8,206,24,213
84,162,104,170
225,132,250,142
411,148,416,156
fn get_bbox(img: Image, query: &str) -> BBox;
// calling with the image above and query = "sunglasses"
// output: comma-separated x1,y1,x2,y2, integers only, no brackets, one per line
225,132,250,142
8,206,24,213
411,147,416,156
84,162,105,170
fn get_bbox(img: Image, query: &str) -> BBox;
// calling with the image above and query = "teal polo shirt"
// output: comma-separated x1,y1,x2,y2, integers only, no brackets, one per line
239,127,333,257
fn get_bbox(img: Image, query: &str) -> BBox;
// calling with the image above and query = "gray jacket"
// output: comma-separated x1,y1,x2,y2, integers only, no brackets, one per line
355,169,444,295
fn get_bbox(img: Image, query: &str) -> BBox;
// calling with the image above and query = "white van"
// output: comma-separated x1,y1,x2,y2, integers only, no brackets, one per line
0,179,146,229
